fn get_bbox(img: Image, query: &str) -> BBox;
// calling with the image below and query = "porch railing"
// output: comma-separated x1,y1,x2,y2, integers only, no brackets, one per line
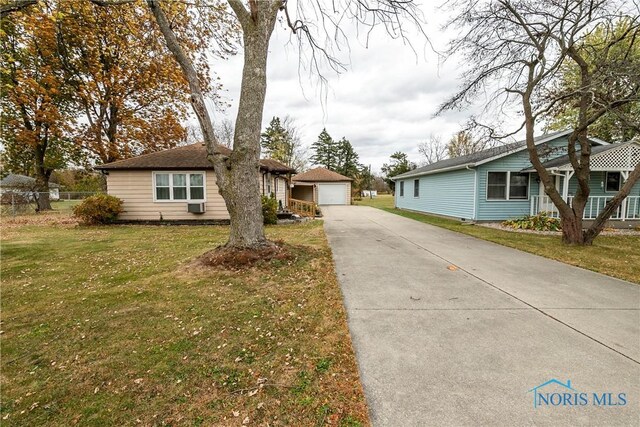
288,198,317,218
531,195,640,221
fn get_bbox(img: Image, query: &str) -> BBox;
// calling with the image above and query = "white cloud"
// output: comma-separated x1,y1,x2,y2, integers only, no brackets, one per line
204,3,517,173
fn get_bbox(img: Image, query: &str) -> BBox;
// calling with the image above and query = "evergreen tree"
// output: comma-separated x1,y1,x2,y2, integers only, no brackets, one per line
261,116,308,170
381,151,416,193
335,137,362,179
261,117,290,159
310,128,338,170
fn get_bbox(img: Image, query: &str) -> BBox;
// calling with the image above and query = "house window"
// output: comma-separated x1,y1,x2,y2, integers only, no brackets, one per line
487,171,529,200
399,181,404,197
172,174,187,200
509,173,529,199
155,174,171,200
605,172,621,192
154,172,205,201
414,179,420,197
487,172,507,200
190,174,204,199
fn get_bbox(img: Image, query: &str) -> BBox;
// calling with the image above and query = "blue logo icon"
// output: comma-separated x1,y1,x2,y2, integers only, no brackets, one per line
528,379,627,409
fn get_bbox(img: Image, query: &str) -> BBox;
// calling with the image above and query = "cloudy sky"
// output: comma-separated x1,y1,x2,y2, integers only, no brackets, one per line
207,2,519,173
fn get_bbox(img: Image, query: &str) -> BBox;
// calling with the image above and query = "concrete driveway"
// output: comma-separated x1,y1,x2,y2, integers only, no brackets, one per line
323,206,640,426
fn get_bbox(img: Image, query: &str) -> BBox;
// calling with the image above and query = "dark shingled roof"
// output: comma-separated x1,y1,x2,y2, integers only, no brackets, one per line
292,167,353,182
94,144,295,174
392,130,577,180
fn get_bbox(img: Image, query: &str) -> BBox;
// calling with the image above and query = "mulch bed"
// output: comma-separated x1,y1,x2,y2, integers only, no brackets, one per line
196,240,298,269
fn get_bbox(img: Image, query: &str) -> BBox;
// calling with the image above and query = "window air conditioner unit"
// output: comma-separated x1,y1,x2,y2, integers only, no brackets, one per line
187,202,206,214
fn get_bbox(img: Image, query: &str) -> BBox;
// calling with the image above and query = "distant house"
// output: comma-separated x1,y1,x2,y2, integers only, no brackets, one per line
95,144,295,222
0,173,60,200
392,130,640,222
291,167,353,206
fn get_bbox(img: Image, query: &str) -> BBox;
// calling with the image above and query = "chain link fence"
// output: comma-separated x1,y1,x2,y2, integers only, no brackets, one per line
0,191,99,217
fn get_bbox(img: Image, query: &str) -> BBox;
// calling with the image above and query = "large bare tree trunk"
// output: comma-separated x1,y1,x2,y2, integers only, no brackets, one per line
148,0,279,249
223,21,275,247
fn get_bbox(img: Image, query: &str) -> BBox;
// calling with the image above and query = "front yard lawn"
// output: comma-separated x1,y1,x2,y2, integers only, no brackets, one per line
0,220,369,425
356,195,640,284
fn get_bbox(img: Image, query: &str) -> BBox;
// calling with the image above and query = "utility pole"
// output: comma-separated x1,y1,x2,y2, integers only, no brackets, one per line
368,164,373,199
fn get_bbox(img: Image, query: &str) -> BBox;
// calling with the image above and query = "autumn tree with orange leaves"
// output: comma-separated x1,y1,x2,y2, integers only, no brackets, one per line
1,1,82,210
1,0,238,209
55,0,237,164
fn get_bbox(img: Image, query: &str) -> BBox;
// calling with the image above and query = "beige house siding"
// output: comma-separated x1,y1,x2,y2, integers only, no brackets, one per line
106,170,229,221
259,174,289,208
345,182,352,205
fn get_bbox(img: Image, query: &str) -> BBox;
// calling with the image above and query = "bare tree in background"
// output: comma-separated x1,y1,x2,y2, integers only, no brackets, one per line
418,135,447,165
214,118,235,149
281,116,308,171
446,130,495,158
440,0,640,245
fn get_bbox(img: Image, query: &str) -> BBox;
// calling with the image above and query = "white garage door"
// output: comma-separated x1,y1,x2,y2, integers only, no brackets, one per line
318,183,347,205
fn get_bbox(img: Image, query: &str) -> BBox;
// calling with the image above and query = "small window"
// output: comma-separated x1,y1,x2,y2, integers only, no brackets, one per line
154,172,205,201
155,174,170,200
487,172,507,200
399,181,404,197
509,173,529,199
172,174,187,200
605,172,621,192
414,179,420,197
190,174,204,200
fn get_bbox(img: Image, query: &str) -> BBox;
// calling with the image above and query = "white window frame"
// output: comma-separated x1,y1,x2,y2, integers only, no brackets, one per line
152,171,206,203
605,171,621,193
413,179,420,198
486,171,530,201
399,181,404,197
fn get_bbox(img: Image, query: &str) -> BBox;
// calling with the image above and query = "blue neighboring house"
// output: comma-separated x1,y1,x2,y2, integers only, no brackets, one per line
392,130,640,222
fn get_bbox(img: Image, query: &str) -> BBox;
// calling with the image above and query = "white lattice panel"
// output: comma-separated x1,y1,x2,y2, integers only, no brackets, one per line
587,143,640,171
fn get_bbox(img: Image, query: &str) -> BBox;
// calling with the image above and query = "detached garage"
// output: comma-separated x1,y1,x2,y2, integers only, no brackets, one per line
291,167,352,206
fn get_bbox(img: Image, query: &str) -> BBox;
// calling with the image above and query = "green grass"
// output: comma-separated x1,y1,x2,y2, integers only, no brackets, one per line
356,194,640,284
0,220,369,426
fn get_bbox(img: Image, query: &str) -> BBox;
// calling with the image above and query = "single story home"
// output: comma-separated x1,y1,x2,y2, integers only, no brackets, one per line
392,130,640,222
291,167,353,206
95,144,295,222
0,173,60,200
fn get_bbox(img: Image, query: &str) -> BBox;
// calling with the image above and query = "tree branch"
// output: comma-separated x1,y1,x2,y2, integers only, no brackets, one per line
145,0,226,169
0,0,37,17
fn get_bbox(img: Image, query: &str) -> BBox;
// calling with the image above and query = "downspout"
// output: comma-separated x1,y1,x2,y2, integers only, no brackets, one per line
467,165,477,221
